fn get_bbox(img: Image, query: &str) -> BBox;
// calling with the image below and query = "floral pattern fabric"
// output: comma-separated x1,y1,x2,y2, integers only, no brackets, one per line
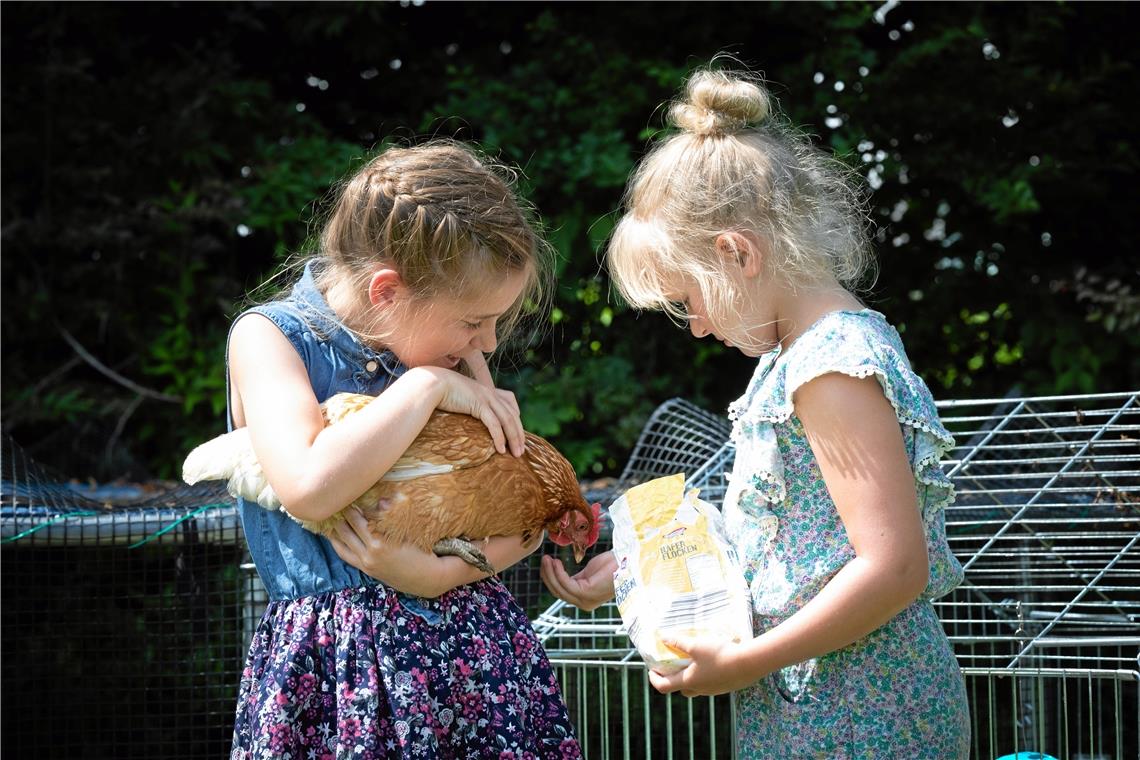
723,309,970,758
231,579,581,760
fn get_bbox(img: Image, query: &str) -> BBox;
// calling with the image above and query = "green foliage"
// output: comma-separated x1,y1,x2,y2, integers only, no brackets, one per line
239,134,365,257
141,257,228,417
1,3,1136,480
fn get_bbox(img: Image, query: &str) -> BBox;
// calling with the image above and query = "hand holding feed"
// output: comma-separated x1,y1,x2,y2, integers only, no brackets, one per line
648,634,760,697
540,550,617,612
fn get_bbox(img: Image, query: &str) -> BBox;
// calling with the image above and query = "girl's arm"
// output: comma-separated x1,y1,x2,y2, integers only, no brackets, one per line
328,506,543,598
324,345,543,598
650,372,930,696
229,314,525,524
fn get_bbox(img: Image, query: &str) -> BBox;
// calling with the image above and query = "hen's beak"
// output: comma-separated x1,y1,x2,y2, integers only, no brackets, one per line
572,542,586,563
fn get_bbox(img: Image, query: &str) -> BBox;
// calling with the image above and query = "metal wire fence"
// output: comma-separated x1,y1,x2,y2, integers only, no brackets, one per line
0,464,253,758
2,390,1137,759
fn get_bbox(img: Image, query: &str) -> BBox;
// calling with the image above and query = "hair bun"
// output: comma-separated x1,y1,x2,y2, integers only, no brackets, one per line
669,70,770,137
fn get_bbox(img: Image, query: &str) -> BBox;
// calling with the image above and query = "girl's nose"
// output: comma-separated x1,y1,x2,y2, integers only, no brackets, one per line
689,319,710,339
475,322,498,353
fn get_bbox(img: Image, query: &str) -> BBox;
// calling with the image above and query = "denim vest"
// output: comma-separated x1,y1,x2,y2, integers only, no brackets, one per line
226,261,407,601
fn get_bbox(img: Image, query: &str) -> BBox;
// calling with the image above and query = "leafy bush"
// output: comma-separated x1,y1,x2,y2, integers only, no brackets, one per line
2,3,1136,480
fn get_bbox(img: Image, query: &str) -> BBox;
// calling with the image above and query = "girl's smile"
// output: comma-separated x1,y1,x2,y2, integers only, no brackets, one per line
383,268,530,370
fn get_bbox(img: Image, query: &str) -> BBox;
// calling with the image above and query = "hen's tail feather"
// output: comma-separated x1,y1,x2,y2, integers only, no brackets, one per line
182,430,244,484
182,429,281,510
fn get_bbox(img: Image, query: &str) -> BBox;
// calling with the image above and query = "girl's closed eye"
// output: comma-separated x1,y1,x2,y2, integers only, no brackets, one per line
665,296,691,315
462,319,484,330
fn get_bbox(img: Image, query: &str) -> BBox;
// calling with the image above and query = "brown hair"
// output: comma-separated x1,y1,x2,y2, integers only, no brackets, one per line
608,66,872,347
312,140,551,352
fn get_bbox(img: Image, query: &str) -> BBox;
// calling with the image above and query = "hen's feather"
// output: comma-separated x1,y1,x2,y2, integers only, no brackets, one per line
183,427,281,510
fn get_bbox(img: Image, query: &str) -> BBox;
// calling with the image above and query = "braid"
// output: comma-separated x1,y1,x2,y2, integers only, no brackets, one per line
314,139,553,350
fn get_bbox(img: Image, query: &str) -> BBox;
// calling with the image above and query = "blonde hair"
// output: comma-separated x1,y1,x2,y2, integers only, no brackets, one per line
608,66,872,338
313,140,552,352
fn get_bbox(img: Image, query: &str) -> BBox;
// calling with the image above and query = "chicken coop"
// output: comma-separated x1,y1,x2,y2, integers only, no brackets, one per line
2,390,1138,759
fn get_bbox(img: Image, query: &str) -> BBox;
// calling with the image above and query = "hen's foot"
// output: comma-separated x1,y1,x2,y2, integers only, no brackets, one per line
433,537,495,576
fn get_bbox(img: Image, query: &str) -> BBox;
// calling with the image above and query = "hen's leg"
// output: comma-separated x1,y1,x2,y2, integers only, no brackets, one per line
432,537,495,576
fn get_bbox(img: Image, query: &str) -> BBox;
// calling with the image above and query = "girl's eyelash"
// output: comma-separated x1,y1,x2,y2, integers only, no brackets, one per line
463,320,483,329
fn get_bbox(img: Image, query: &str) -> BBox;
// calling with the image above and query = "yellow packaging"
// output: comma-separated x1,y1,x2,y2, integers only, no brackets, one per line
610,473,753,674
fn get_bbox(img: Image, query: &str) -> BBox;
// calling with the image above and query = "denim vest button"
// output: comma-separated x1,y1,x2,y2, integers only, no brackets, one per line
365,360,379,373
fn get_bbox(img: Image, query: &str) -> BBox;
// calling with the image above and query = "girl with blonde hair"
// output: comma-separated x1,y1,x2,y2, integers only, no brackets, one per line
543,67,970,758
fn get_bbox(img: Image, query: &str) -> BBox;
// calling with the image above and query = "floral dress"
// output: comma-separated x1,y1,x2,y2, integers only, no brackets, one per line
723,309,970,759
228,262,581,760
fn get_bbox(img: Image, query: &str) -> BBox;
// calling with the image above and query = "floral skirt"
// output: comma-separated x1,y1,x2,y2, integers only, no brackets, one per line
230,579,581,760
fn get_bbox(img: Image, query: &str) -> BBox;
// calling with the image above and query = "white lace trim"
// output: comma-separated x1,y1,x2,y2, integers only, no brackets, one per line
729,362,955,512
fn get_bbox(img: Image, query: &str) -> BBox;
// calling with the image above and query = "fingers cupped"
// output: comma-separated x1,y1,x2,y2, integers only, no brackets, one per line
539,556,573,601
647,670,678,694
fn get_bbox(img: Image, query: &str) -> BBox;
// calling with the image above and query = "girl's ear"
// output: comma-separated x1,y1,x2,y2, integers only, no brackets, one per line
367,268,404,307
715,231,765,279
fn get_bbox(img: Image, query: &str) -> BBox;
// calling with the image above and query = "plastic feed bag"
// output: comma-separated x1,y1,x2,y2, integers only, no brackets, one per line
609,473,753,674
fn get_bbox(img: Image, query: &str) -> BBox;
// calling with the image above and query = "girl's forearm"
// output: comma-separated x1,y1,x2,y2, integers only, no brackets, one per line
739,554,927,680
439,534,543,590
278,368,443,521
372,535,540,597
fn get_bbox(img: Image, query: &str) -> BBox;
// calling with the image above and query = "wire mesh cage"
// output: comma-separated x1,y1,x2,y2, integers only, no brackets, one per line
0,436,579,759
0,439,263,760
936,391,1140,760
535,391,1140,760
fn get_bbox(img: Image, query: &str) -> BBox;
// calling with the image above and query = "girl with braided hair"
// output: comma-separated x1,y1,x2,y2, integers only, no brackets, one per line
227,141,580,759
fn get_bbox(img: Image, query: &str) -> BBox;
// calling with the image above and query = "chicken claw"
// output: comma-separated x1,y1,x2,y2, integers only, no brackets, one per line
433,537,495,576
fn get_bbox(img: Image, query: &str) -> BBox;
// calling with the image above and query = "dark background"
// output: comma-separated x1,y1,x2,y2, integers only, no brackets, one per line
3,2,1137,481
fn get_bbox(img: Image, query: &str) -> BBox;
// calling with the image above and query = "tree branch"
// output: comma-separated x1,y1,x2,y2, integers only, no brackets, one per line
57,326,182,403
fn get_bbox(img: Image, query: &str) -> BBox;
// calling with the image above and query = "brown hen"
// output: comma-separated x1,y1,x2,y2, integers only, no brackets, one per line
183,392,602,574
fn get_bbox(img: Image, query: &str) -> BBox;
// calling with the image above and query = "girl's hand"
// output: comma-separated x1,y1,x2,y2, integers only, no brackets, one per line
414,366,525,458
647,635,760,697
483,530,546,570
327,507,466,597
328,507,543,596
540,550,618,611
458,347,496,389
